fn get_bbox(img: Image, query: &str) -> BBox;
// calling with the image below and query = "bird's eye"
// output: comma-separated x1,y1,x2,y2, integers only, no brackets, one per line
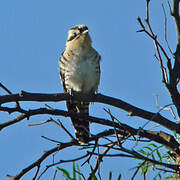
78,26,88,33
79,28,83,33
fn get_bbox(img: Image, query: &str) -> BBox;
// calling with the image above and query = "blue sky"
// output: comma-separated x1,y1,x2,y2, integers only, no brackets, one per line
0,0,177,179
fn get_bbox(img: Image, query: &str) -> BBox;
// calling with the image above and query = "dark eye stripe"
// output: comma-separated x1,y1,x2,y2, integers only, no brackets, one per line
78,26,88,33
67,33,76,42
67,26,88,42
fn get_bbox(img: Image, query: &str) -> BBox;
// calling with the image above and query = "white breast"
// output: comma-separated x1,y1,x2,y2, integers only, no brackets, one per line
67,58,99,93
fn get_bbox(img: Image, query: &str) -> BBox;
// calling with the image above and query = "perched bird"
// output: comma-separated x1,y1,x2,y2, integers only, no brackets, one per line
59,24,101,144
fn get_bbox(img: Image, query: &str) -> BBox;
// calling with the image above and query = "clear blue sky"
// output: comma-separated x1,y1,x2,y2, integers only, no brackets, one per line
0,0,177,179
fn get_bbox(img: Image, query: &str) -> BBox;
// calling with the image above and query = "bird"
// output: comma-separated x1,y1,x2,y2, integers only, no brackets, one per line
59,24,101,144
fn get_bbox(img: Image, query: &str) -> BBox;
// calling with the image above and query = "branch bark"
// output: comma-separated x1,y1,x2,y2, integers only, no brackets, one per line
0,91,179,133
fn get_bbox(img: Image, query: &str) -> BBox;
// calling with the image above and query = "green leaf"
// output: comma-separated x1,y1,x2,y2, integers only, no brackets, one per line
137,162,143,165
76,164,82,180
144,146,153,152
158,172,162,179
138,150,148,156
152,171,162,180
90,165,98,180
117,173,122,180
174,132,177,139
92,175,98,180
140,166,147,174
57,167,72,180
165,175,175,179
149,143,158,148
151,153,155,161
72,162,76,180
156,149,162,162
109,171,112,180
146,161,150,168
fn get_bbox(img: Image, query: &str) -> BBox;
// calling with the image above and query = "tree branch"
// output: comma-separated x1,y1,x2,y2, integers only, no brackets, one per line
0,92,179,133
172,0,180,44
88,146,180,172
7,142,75,180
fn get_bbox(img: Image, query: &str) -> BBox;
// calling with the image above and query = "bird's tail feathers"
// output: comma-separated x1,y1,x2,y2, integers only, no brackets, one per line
66,100,90,144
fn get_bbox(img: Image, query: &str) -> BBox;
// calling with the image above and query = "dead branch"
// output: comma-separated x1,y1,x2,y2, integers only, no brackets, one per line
7,142,75,180
0,103,179,155
0,92,179,133
137,0,180,118
87,142,115,180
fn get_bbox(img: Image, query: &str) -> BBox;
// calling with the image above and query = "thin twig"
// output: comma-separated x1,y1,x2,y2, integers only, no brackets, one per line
74,170,86,180
0,82,20,108
88,148,179,171
0,82,12,95
81,139,98,166
28,119,52,126
47,153,89,168
32,165,40,180
52,154,58,180
161,1,173,55
41,136,61,144
57,119,75,140
104,108,122,145
154,53,169,84
137,17,171,64
87,142,116,180
154,94,180,120
7,142,75,180
45,104,55,110
52,169,57,180
131,160,146,180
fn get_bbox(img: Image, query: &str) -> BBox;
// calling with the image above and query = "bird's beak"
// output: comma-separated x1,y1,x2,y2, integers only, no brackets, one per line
82,29,89,34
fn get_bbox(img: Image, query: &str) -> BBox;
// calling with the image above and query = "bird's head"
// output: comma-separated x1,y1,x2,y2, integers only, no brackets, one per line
66,24,92,49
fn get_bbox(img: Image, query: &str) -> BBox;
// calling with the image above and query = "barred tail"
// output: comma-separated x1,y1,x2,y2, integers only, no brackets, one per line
66,100,90,144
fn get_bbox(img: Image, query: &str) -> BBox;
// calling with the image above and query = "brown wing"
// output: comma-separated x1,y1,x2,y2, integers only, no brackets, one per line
59,52,68,93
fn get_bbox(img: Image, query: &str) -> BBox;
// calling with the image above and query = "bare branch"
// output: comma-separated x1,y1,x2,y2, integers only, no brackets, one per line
41,136,62,144
47,153,89,168
161,1,173,55
88,146,180,172
104,108,122,145
154,94,179,121
7,142,75,180
0,82,13,95
87,143,115,180
32,165,40,180
81,139,98,166
131,160,147,180
137,1,180,117
137,17,171,63
0,82,20,108
1,104,179,155
57,119,75,140
0,92,179,133
172,0,180,44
